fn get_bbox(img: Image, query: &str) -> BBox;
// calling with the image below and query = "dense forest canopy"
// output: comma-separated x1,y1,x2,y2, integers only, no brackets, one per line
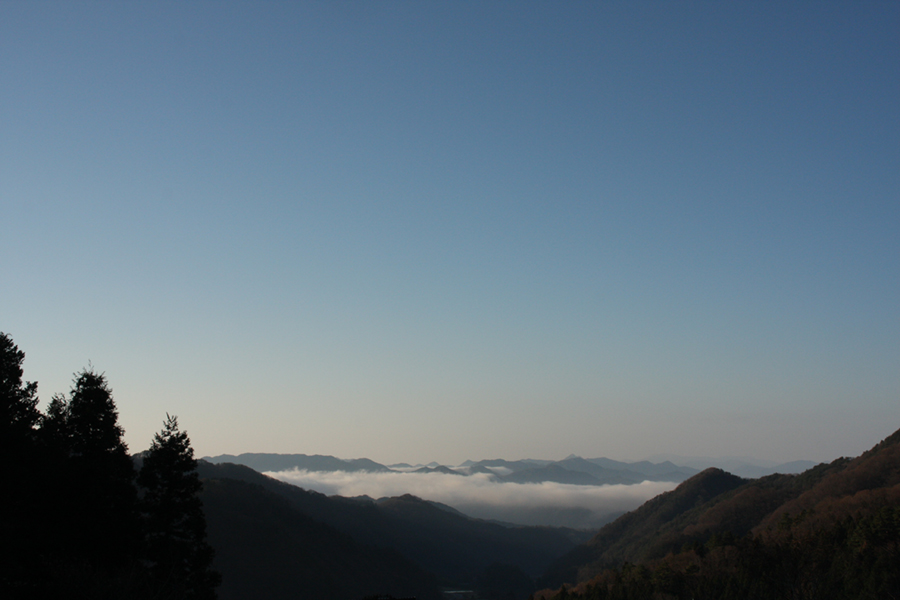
537,431,900,600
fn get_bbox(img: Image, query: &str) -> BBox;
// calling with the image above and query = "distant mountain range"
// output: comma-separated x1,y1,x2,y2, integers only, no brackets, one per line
640,453,819,478
203,452,815,484
197,429,897,600
204,453,392,473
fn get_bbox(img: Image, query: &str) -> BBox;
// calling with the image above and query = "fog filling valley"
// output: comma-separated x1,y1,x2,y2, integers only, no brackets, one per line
267,469,678,529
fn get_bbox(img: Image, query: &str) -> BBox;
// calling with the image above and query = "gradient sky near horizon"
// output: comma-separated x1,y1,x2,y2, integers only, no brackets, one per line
2,2,898,466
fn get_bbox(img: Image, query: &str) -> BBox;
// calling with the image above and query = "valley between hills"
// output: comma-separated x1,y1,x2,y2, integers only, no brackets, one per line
195,429,899,600
4,332,896,600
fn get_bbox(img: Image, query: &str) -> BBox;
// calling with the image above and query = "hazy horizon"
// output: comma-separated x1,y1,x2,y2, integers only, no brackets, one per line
201,450,818,473
3,2,897,466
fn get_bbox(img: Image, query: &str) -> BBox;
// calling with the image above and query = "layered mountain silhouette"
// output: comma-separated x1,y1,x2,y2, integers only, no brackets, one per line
199,433,898,600
641,454,819,478
203,452,703,484
204,453,392,473
201,477,440,600
502,463,618,486
197,461,591,598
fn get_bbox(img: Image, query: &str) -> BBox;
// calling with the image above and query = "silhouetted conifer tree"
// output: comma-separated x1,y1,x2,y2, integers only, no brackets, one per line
0,332,43,594
54,369,139,571
40,393,72,455
0,332,40,445
139,415,219,600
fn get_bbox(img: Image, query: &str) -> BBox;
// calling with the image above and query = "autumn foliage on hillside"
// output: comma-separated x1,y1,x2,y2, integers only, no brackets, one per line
537,429,900,600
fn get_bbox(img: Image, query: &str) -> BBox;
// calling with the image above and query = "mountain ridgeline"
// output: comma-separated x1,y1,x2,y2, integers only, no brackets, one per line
196,435,900,600
204,452,812,485
196,460,591,598
5,332,898,600
537,427,900,600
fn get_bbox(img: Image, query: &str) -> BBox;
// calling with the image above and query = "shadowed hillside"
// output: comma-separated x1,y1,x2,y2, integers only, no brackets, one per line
754,427,900,533
197,461,590,587
540,468,746,586
537,427,900,600
201,478,440,600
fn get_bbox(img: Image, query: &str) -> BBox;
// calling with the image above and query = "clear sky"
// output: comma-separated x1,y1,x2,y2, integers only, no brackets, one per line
2,2,897,466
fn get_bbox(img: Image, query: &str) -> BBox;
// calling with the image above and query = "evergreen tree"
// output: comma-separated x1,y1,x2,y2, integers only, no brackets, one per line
0,333,42,594
40,393,72,455
0,332,40,448
139,414,219,600
58,369,139,569
67,369,129,459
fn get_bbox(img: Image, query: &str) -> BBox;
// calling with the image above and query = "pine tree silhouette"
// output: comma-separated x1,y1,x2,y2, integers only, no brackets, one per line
56,369,139,570
0,332,40,444
139,414,220,600
0,333,43,594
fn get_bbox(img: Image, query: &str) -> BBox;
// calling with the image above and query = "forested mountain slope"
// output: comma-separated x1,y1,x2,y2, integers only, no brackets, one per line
197,461,590,587
540,468,746,586
753,426,900,533
200,478,440,600
537,426,900,600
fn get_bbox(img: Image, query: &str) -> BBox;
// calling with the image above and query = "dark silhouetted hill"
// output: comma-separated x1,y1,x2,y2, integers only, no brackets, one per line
538,426,900,598
201,477,439,600
373,493,588,583
197,461,590,587
540,468,746,586
753,426,900,534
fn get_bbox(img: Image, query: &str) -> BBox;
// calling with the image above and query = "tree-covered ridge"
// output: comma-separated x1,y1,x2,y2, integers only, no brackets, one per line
199,477,442,600
539,468,746,587
538,503,900,600
537,428,900,600
196,460,590,590
0,332,218,599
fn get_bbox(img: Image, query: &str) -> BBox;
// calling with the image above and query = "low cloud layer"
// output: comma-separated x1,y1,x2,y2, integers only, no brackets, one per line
267,469,677,529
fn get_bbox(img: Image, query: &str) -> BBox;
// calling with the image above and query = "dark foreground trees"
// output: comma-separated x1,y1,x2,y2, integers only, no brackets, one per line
47,369,140,571
0,332,219,599
140,414,220,599
0,332,40,445
0,332,43,594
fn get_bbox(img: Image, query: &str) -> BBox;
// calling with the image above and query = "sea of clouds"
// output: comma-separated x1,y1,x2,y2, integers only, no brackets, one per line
266,469,678,529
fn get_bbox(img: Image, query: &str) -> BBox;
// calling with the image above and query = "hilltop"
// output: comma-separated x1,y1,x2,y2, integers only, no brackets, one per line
537,426,900,600
197,461,592,598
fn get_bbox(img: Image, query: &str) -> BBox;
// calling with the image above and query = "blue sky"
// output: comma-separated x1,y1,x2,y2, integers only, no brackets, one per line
2,2,897,465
